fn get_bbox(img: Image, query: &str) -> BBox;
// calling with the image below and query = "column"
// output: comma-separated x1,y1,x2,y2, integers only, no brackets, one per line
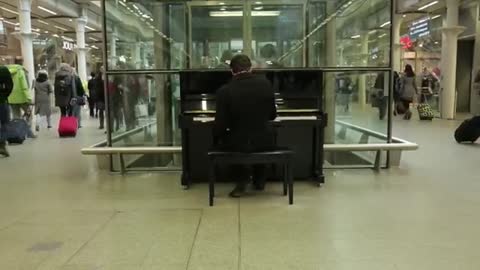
134,41,142,69
392,13,403,72
75,6,88,82
357,34,369,109
153,4,173,148
324,3,336,143
440,0,465,119
17,0,35,85
110,27,117,68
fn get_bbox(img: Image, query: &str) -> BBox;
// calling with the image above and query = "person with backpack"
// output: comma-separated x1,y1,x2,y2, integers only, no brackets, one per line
33,70,53,131
0,66,13,157
54,63,85,126
7,65,34,136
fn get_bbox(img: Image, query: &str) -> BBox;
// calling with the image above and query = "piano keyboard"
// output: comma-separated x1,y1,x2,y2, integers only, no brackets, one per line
193,116,318,123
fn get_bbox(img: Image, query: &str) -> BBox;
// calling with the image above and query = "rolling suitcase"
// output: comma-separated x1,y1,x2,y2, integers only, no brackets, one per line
58,116,78,137
454,116,480,143
417,103,434,120
5,119,29,144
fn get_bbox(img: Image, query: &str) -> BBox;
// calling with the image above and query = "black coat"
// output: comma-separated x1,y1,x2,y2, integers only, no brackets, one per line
214,73,277,152
0,66,13,104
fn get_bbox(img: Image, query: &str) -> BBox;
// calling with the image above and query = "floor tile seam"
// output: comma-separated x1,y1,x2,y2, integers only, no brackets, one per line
0,210,36,232
237,199,242,270
185,208,204,270
60,210,118,267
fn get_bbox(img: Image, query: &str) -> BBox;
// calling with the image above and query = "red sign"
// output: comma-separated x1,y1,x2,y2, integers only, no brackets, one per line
400,36,413,49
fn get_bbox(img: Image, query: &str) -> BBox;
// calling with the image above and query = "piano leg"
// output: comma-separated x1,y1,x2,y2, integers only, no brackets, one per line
181,173,191,190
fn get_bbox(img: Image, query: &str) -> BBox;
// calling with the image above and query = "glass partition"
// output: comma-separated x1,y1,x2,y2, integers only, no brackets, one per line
101,0,395,170
104,0,392,70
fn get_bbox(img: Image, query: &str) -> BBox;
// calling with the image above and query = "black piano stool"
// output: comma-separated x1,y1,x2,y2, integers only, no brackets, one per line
207,149,294,206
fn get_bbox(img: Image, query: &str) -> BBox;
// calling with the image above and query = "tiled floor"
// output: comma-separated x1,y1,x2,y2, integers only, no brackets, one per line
0,112,479,270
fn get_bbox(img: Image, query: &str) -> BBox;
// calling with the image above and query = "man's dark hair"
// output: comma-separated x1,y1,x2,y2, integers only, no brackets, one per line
230,54,252,74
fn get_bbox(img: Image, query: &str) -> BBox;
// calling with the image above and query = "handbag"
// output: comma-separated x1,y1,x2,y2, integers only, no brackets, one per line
69,76,86,106
135,103,148,118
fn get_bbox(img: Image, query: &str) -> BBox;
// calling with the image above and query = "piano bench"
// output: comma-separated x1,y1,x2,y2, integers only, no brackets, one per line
207,149,294,206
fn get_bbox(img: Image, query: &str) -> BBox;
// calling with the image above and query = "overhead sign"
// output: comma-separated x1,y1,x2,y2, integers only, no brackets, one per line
409,17,430,40
62,41,77,51
400,36,413,49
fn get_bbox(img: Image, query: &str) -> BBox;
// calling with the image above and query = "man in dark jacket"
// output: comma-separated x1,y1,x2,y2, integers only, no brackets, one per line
0,66,14,157
214,54,277,197
88,72,97,118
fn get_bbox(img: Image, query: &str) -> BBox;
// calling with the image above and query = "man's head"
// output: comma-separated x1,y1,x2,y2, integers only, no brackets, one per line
230,54,252,75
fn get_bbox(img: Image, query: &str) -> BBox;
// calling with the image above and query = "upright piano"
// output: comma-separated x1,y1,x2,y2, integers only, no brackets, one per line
179,70,326,187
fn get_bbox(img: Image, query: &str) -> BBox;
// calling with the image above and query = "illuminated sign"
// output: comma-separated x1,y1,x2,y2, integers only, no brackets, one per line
409,17,430,40
400,36,413,49
62,41,77,51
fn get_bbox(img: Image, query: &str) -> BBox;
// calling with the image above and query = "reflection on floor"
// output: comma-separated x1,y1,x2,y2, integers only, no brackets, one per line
0,110,479,270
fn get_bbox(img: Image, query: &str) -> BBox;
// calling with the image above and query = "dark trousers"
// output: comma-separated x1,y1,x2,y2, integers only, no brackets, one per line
218,131,275,187
0,103,10,144
59,106,73,117
88,97,97,117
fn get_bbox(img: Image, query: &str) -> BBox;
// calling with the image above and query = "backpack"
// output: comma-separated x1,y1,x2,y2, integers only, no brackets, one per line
55,74,73,97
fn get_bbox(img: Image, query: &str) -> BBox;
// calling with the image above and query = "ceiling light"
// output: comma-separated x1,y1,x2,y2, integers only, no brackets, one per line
61,36,74,42
85,26,95,31
219,2,225,4
254,6,264,10
431,14,441,20
69,19,73,22
351,34,360,39
368,30,377,35
0,7,19,15
38,6,58,15
89,37,98,41
2,20,18,26
220,7,227,11
418,1,438,11
210,10,280,17
38,20,49,25
255,1,263,4
53,34,59,37
44,30,49,33
380,21,391,28
402,14,406,18
378,33,387,38
54,25,68,31
119,1,127,7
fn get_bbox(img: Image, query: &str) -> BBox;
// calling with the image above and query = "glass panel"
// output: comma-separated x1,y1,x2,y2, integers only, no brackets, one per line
104,0,186,70
308,0,391,67
190,4,244,68
106,73,181,148
251,3,304,68
324,70,390,167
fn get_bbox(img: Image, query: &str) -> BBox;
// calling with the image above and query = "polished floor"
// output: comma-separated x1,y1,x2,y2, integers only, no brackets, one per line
0,111,479,270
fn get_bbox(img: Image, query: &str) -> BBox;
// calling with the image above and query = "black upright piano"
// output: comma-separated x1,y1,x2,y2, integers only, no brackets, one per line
179,70,326,187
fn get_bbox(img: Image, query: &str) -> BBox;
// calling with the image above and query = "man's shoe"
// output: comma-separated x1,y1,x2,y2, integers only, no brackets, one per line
35,125,40,132
229,185,247,198
0,144,10,157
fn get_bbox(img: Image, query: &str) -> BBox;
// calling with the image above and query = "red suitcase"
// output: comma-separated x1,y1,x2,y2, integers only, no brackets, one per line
58,116,78,137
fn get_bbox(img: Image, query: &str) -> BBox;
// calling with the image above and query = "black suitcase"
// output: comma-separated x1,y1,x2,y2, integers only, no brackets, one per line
6,119,29,144
454,116,480,143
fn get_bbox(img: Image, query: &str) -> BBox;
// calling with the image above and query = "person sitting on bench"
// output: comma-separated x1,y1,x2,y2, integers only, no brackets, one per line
213,54,277,198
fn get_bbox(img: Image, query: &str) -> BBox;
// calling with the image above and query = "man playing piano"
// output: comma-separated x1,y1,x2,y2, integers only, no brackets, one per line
214,54,277,198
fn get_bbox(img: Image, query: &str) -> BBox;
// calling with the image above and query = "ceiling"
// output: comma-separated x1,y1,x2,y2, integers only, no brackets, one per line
0,0,102,49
